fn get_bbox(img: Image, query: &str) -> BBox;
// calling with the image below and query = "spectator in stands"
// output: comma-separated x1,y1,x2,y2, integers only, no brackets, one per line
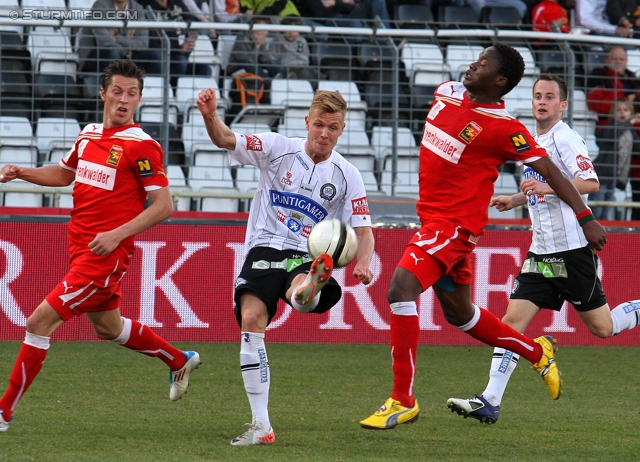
77,0,162,75
587,46,640,125
576,0,634,36
297,0,391,28
226,17,283,120
606,0,640,36
227,17,283,79
239,0,301,17
138,0,214,88
590,99,640,219
213,0,242,22
183,0,213,22
532,0,571,32
270,15,315,80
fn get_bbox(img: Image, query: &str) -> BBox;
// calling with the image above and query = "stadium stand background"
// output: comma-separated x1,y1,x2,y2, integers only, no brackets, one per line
0,0,638,220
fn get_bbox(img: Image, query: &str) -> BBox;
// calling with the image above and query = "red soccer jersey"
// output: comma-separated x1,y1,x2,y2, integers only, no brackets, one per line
531,0,570,33
61,123,169,260
417,82,548,236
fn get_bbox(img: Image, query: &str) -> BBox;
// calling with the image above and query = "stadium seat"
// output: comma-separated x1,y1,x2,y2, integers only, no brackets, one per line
175,76,226,122
277,124,308,138
188,164,235,192
316,41,353,81
0,0,24,45
229,122,272,135
35,117,81,162
394,4,434,29
187,34,221,80
22,0,65,8
1,179,44,207
0,116,37,165
200,187,241,212
166,165,191,211
235,165,260,194
438,6,480,25
380,154,420,197
182,116,225,159
446,44,483,81
270,79,314,107
136,76,179,127
482,6,522,27
371,126,417,161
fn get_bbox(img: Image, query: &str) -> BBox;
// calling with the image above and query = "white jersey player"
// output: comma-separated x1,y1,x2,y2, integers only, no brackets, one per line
447,74,640,424
196,88,375,445
229,132,371,254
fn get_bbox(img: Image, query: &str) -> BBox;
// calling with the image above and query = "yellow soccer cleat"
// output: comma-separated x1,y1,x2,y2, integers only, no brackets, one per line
532,335,562,400
360,397,420,430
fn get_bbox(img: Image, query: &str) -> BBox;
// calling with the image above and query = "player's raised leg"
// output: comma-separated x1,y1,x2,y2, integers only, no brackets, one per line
291,253,333,309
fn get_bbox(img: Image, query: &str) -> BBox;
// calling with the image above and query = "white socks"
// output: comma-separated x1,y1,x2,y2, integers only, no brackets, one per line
482,348,520,407
610,300,640,336
390,301,418,316
24,332,50,350
240,332,271,430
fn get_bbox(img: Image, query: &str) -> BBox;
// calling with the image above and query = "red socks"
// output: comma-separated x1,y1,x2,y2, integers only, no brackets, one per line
390,313,420,408
0,343,48,421
120,320,186,371
466,307,542,364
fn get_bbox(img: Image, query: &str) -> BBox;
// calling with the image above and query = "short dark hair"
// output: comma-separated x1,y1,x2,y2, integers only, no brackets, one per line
492,43,524,96
281,15,303,26
102,59,145,92
535,74,568,102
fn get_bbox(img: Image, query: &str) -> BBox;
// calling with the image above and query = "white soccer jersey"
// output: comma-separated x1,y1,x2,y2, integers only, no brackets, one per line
525,120,598,254
229,132,372,254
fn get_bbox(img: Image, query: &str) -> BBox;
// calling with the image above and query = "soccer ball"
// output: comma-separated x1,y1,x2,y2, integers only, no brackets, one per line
307,218,358,268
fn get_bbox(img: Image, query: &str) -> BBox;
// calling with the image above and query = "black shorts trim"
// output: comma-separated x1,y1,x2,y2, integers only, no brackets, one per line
233,246,341,327
510,246,607,312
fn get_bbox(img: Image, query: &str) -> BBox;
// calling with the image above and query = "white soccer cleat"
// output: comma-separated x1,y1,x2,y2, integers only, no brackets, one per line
231,417,275,446
169,350,201,401
0,411,10,432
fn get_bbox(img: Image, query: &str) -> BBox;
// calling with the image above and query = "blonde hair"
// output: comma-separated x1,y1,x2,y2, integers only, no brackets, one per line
309,90,347,119
610,99,634,116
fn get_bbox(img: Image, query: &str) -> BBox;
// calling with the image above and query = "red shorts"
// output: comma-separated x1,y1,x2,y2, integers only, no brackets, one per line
46,247,131,321
397,220,479,290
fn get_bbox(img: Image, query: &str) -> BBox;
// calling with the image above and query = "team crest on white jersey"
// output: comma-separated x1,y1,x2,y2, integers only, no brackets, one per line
320,183,336,200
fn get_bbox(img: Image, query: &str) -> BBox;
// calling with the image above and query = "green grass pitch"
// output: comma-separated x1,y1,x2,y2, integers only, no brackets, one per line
0,342,638,461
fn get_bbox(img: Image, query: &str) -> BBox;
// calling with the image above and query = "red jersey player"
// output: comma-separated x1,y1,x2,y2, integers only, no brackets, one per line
360,43,607,430
0,59,201,433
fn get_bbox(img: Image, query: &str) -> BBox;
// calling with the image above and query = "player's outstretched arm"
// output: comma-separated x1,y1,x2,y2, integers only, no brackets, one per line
527,157,607,250
0,164,74,187
196,88,237,150
352,226,374,285
490,193,526,211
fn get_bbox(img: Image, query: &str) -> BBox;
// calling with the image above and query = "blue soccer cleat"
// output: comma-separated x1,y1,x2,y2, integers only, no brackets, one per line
447,394,500,424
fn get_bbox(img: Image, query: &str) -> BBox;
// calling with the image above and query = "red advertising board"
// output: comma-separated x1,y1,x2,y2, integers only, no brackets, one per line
0,221,639,346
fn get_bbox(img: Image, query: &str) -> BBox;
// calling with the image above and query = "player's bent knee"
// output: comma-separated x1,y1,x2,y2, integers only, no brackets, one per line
589,325,613,338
